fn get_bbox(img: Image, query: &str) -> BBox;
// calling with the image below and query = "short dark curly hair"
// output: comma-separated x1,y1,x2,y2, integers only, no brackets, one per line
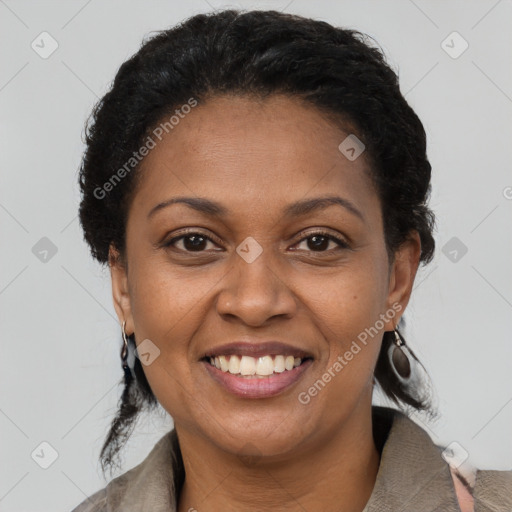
77,8,437,477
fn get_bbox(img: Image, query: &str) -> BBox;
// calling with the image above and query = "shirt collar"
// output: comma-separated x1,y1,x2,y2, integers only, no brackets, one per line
362,406,461,511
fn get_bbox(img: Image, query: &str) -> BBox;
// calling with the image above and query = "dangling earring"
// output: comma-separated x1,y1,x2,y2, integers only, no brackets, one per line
387,326,429,404
387,328,433,410
388,327,411,384
121,321,134,381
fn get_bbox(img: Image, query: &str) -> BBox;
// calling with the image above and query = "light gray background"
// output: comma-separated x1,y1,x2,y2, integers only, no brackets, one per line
1,1,511,510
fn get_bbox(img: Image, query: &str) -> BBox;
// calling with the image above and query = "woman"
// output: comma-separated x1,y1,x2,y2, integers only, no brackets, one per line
71,9,511,512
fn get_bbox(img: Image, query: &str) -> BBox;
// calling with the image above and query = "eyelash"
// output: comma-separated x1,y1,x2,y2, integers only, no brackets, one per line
163,230,350,254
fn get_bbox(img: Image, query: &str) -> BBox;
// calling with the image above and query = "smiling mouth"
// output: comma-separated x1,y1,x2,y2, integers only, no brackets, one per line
202,354,314,378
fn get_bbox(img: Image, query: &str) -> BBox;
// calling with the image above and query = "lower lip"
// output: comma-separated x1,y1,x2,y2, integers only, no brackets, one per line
203,359,313,399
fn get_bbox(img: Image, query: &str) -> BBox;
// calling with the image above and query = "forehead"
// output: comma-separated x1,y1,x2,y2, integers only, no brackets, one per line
129,94,379,224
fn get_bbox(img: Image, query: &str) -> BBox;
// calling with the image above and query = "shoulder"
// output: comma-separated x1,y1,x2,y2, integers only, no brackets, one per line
374,406,511,511
69,429,179,512
473,468,512,510
70,487,108,512
449,464,512,512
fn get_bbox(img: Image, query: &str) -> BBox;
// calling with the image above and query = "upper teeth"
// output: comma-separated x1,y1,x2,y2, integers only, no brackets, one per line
209,355,302,376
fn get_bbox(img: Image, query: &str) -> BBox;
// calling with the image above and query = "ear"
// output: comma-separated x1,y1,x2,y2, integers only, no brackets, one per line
109,243,134,335
383,231,422,330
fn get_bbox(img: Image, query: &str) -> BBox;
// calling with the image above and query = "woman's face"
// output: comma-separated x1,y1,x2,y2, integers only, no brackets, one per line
110,94,420,458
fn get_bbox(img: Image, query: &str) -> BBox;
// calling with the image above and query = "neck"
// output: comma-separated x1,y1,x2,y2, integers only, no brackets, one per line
176,399,380,512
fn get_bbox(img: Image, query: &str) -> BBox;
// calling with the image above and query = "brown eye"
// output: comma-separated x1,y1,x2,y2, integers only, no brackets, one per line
165,233,217,252
294,231,349,252
306,235,331,251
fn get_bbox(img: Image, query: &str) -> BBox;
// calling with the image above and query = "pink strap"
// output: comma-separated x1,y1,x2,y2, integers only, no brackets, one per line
450,466,475,512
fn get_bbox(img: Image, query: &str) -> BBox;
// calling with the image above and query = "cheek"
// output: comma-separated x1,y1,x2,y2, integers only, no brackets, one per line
299,258,387,384
126,261,220,417
128,271,202,423
129,258,208,342
304,258,387,340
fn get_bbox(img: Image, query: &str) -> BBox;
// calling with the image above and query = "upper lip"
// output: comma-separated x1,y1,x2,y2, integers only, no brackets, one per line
201,341,314,360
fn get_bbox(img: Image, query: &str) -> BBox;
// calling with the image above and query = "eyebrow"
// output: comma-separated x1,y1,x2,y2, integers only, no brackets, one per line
147,195,365,222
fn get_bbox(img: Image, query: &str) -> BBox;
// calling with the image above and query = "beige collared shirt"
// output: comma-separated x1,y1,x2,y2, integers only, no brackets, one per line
71,406,512,511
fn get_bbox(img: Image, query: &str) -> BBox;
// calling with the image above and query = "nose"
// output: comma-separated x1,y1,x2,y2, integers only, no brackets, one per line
216,246,297,327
